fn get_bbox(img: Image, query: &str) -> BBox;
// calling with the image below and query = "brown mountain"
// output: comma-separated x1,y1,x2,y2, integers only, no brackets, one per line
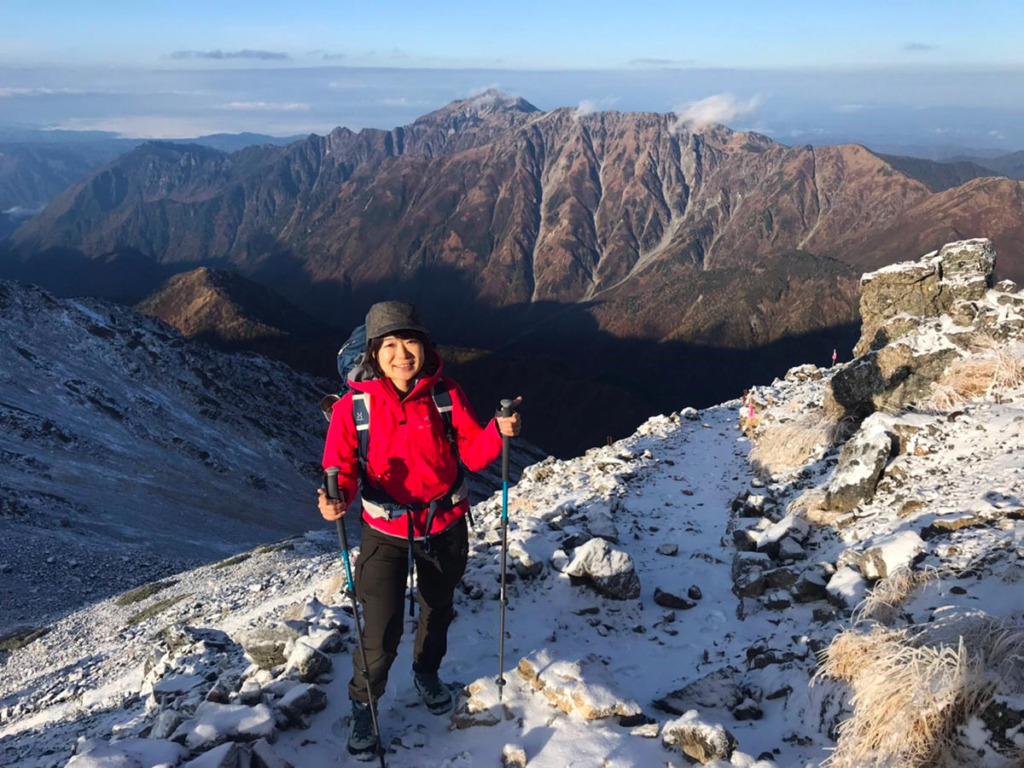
136,267,339,377
6,91,1021,445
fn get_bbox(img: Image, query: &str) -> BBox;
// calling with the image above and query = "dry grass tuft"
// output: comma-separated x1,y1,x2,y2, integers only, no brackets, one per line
928,342,1024,410
749,408,836,477
816,615,1024,767
856,567,937,626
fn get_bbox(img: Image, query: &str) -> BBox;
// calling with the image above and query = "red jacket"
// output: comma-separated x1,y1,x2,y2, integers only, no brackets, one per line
322,356,503,539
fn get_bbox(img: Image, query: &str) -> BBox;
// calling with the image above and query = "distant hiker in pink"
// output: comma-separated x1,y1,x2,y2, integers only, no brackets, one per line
832,348,837,367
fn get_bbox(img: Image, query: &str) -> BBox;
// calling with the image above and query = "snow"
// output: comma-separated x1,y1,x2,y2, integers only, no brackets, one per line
3,268,1024,767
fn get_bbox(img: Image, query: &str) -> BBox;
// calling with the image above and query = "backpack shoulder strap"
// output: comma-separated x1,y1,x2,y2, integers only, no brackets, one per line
431,382,457,451
352,392,370,470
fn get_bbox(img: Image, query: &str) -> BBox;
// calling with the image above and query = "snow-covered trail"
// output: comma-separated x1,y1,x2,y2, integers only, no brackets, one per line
270,403,786,767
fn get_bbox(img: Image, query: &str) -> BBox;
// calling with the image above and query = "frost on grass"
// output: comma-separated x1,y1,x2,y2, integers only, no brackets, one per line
816,614,1024,767
928,340,1024,410
748,407,835,478
857,567,937,625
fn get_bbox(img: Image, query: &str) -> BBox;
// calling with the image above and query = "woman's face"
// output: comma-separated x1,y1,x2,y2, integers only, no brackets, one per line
376,334,425,393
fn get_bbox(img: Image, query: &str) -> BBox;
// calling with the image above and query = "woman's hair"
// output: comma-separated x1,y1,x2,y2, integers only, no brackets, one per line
365,329,438,379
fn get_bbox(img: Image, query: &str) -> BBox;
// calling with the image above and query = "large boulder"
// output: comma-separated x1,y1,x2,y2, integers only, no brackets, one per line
562,538,641,600
825,413,898,513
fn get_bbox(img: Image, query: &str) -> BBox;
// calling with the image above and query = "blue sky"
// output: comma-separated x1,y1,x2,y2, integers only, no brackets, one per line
2,1,1024,151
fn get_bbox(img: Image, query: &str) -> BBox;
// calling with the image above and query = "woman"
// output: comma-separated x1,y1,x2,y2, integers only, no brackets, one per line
317,300,521,759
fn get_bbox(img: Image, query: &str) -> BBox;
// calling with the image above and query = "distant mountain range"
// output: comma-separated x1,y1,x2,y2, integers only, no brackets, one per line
0,131,303,215
3,91,1024,444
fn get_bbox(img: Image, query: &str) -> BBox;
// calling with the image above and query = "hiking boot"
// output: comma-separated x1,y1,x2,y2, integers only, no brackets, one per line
413,670,453,715
347,700,378,759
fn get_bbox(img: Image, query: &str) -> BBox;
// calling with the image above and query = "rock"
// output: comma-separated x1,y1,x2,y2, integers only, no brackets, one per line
687,585,702,601
653,667,742,715
238,679,263,707
149,710,185,740
173,702,277,750
732,528,759,552
656,543,679,556
66,738,188,768
501,743,528,768
731,552,770,598
936,238,995,301
152,673,208,704
653,588,696,610
763,566,801,591
285,640,332,682
858,531,926,580
969,695,1024,761
790,569,829,603
730,697,763,721
517,651,641,720
251,737,295,768
777,537,807,561
856,258,946,357
238,626,303,670
276,684,327,722
764,590,792,610
826,566,867,609
182,741,242,768
451,681,514,729
662,710,737,764
755,514,810,557
304,627,344,655
563,538,641,600
509,539,545,579
825,414,898,512
584,499,619,543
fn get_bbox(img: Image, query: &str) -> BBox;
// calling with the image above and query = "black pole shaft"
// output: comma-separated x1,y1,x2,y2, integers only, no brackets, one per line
326,468,387,768
496,399,513,701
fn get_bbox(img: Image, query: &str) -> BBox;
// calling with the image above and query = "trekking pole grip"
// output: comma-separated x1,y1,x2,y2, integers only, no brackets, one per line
499,398,514,481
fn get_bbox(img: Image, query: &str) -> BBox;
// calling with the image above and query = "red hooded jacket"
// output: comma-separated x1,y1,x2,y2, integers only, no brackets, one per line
322,355,503,539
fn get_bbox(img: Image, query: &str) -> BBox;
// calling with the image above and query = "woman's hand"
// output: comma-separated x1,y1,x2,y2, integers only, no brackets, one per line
496,396,523,437
317,487,348,521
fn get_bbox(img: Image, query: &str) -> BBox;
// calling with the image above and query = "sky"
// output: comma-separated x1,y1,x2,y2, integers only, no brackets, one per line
2,0,1024,152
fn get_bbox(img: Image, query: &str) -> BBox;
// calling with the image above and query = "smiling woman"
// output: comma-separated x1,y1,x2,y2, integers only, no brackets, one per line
316,299,521,758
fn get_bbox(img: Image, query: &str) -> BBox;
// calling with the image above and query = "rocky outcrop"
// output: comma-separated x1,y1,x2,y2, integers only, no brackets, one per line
827,239,1005,423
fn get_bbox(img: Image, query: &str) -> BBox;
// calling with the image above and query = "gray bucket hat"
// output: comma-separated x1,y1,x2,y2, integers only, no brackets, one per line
364,301,429,340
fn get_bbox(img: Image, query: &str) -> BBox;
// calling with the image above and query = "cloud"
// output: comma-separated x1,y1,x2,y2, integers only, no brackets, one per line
670,93,762,133
169,49,290,61
218,101,311,112
576,97,618,116
903,43,937,53
628,57,694,67
833,104,866,113
0,86,86,97
51,116,234,139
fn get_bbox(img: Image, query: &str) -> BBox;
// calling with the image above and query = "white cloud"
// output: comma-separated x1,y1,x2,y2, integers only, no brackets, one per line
576,97,618,116
0,86,85,97
669,93,762,133
218,101,311,112
51,116,240,139
833,104,866,113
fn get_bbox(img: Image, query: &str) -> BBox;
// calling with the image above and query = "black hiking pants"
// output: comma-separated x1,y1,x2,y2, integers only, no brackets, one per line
348,515,469,703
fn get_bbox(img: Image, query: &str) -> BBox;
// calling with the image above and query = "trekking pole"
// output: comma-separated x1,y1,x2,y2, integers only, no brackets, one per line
496,398,514,702
325,467,387,768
